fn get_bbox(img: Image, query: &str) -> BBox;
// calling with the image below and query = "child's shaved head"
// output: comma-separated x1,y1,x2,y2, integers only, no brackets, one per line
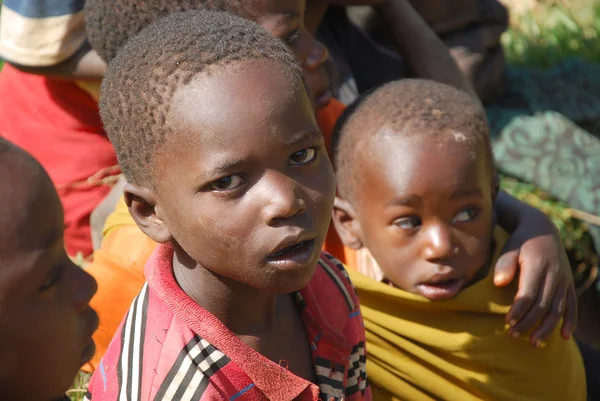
332,79,491,201
331,80,497,302
99,10,302,187
0,139,98,401
85,0,260,63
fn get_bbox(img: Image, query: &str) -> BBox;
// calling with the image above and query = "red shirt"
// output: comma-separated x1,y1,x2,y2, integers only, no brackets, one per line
85,245,371,401
0,64,117,257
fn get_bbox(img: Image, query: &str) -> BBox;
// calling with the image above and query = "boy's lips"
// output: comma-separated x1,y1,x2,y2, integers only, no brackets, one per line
266,234,318,271
416,277,465,301
80,308,99,364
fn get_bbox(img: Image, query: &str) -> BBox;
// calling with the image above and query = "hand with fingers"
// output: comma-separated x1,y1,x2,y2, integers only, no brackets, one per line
494,213,576,348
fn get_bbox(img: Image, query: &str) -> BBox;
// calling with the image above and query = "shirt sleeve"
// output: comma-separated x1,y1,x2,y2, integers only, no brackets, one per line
0,0,87,66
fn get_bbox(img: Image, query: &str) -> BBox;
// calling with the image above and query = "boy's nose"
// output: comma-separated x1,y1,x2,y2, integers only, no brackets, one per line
68,262,98,312
302,37,328,72
421,224,457,262
263,174,307,224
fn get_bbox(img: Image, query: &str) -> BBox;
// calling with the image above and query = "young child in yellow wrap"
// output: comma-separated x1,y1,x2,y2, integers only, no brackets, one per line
330,79,586,401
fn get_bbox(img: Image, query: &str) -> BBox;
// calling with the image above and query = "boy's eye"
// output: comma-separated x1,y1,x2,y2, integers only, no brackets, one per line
394,216,422,230
452,207,479,224
210,175,244,191
290,148,317,165
39,264,63,292
283,29,301,47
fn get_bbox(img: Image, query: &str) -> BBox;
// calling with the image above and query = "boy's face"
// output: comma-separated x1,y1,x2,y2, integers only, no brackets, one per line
254,0,332,109
0,171,98,400
335,132,495,301
133,59,335,294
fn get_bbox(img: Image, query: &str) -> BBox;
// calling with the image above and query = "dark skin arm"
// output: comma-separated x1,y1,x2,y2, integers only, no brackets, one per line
324,0,479,103
8,41,106,81
495,191,576,346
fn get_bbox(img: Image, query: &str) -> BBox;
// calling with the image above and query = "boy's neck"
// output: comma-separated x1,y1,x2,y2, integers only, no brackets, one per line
171,245,282,335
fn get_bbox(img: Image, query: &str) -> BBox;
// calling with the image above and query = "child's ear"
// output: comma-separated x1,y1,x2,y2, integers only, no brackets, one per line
332,196,363,249
124,183,172,243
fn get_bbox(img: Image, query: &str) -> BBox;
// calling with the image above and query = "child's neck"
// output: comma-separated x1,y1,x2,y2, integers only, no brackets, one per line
172,245,282,335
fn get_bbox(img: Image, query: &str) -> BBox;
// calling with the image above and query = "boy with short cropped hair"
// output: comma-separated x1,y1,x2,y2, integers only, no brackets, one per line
85,10,370,400
331,79,585,401
82,0,348,370
0,138,99,401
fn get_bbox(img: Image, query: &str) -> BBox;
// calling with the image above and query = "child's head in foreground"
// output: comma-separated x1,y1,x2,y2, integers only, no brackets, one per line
0,139,98,401
332,79,498,301
100,10,336,294
85,0,332,109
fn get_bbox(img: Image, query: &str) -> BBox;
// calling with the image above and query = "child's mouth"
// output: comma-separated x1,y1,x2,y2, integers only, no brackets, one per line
416,277,465,301
266,239,316,270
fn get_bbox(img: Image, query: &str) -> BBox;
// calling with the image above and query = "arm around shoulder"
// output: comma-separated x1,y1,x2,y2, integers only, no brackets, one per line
374,0,480,104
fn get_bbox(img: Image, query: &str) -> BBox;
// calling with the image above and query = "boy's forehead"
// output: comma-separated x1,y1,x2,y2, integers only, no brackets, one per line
366,131,484,167
166,60,305,138
356,132,489,195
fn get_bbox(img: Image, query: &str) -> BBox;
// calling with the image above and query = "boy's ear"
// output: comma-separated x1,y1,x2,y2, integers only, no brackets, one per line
332,196,363,249
124,183,172,244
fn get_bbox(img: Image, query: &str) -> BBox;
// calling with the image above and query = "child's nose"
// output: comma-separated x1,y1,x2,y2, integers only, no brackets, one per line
67,262,98,312
263,174,307,224
302,37,328,73
422,224,457,262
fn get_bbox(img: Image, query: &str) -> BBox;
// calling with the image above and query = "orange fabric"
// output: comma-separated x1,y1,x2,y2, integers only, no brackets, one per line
84,227,157,371
315,98,356,266
316,97,346,155
86,98,355,371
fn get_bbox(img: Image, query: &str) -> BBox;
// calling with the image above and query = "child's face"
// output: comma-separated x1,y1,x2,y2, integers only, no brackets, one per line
0,174,98,400
140,60,335,294
337,133,495,301
254,0,331,109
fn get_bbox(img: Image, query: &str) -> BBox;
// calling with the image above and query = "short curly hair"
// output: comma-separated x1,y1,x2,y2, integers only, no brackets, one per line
85,0,262,63
100,10,302,187
332,79,492,199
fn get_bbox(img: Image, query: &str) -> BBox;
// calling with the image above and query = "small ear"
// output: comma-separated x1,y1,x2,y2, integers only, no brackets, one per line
124,183,172,243
331,197,363,250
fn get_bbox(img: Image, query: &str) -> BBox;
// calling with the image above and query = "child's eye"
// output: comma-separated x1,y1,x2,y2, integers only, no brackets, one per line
209,175,244,191
283,29,301,47
394,216,422,230
39,264,63,292
289,148,317,165
452,207,479,224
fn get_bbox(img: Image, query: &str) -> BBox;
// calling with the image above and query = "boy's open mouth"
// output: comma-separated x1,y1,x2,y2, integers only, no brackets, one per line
416,277,465,301
266,238,317,270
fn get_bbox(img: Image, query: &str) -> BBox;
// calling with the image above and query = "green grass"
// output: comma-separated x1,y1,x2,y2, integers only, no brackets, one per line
498,1,600,284
503,2,600,68
67,372,91,401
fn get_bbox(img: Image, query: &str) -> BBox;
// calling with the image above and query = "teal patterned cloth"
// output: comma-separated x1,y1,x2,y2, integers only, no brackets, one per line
487,59,600,259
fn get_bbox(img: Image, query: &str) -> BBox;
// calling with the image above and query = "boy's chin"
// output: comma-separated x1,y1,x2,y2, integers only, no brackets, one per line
264,261,320,295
